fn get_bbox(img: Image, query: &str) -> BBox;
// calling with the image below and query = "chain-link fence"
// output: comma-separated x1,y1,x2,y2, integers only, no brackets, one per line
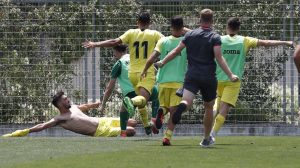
0,0,299,128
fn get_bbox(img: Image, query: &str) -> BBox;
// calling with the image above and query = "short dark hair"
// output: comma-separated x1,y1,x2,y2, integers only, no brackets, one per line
137,11,151,25
171,15,184,31
227,17,241,31
200,9,213,23
52,91,64,108
113,44,127,53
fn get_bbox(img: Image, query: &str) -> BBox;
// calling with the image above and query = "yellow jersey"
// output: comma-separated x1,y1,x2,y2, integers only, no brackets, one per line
119,29,164,73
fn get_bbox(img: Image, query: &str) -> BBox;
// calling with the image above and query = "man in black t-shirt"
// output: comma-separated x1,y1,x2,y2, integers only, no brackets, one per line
157,9,238,147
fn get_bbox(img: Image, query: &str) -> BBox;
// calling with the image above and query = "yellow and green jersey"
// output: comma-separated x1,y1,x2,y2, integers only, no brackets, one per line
119,29,164,73
216,35,258,81
155,35,187,88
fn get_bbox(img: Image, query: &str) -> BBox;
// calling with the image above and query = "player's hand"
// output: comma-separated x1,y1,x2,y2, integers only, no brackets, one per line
2,129,29,137
140,71,147,80
230,74,239,82
155,61,164,68
82,40,95,49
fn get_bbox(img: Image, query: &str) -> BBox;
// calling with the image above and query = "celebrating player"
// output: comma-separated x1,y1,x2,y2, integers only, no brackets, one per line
83,11,164,135
100,44,159,136
156,9,238,147
141,16,188,145
2,91,137,137
211,17,293,141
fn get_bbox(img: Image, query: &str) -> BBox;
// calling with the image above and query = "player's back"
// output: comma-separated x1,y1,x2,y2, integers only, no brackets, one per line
119,28,163,73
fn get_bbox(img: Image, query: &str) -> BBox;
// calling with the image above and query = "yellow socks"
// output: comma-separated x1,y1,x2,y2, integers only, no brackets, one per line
131,96,146,107
138,107,149,127
164,129,173,140
212,114,226,134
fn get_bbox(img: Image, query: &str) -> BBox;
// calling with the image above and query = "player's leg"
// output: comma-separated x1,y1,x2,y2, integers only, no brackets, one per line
120,105,129,137
162,106,176,146
162,87,182,146
172,89,195,124
212,81,241,138
125,127,136,137
127,119,137,127
294,44,300,73
199,78,217,147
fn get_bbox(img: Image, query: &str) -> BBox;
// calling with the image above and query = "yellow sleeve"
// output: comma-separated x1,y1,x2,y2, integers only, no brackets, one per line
154,38,164,53
244,36,259,54
155,31,164,41
119,29,133,45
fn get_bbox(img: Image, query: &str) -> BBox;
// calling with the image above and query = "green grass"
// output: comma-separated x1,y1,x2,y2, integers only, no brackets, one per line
0,136,299,168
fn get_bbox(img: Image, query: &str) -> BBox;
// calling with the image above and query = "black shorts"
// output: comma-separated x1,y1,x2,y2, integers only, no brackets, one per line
183,75,217,102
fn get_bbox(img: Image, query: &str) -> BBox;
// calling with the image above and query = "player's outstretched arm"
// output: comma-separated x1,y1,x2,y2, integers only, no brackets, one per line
78,102,101,113
98,79,117,112
141,51,160,79
214,46,239,82
257,40,293,47
158,41,185,68
82,38,122,49
2,118,59,137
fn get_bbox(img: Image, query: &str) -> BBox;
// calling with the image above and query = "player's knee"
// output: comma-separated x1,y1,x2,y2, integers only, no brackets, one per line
126,127,136,137
127,119,137,127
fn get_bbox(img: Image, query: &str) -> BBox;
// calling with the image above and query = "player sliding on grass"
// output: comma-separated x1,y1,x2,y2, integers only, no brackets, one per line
83,11,164,135
211,17,294,141
141,16,189,146
2,91,137,137
156,9,239,147
100,44,159,136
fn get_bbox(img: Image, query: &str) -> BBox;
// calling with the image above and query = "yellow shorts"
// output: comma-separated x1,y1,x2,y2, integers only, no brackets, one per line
215,81,241,108
158,85,182,108
93,117,121,137
129,72,155,95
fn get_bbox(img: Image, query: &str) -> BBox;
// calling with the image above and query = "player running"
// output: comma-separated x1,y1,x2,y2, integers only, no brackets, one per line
156,9,238,147
2,91,137,137
211,17,293,141
100,44,159,136
83,11,164,135
141,16,188,145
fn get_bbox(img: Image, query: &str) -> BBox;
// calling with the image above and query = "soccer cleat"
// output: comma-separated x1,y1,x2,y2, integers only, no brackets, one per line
199,136,215,148
155,108,164,129
162,138,171,146
150,119,159,134
144,125,152,135
123,97,135,117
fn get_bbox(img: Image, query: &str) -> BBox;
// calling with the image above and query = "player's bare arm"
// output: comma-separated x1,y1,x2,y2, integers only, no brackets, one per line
29,117,60,133
82,38,122,48
78,102,101,113
214,45,239,82
158,41,185,68
99,79,117,112
257,40,293,47
141,50,161,79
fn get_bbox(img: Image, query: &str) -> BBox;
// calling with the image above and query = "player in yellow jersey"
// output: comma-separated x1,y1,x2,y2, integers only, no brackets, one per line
2,91,137,137
211,17,293,142
83,11,164,135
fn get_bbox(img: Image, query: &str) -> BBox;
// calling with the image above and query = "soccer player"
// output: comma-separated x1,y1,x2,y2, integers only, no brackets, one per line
156,9,238,147
83,11,164,135
100,44,159,136
2,91,137,137
141,16,188,146
211,17,293,141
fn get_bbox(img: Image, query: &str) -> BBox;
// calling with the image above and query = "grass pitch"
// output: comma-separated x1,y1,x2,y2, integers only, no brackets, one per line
0,136,299,168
